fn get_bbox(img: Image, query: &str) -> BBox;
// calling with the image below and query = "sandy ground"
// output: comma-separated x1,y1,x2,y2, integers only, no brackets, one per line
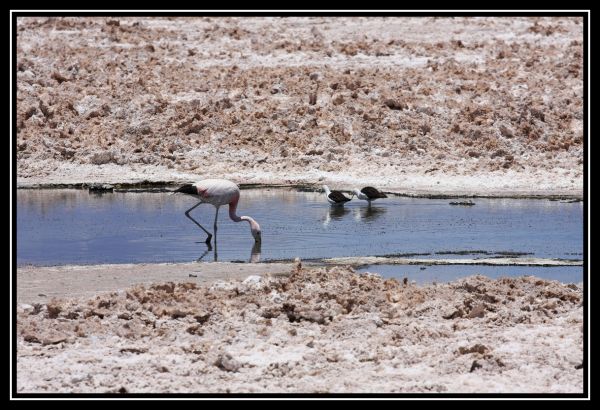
15,17,583,195
16,263,583,393
16,262,293,304
16,258,582,305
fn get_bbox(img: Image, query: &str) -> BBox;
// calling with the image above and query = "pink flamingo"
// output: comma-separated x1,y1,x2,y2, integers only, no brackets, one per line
174,179,261,245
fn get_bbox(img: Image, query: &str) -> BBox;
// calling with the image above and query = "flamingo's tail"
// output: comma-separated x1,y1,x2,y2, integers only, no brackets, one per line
172,184,197,196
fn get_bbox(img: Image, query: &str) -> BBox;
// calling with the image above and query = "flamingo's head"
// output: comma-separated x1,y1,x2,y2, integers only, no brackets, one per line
250,219,262,243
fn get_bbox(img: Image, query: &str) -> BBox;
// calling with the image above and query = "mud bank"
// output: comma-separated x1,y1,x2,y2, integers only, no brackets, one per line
16,264,583,393
16,17,583,196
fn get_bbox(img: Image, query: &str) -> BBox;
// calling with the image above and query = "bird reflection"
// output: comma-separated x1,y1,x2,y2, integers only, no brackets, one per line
250,241,261,263
353,205,386,223
196,241,217,262
323,206,351,226
195,240,262,263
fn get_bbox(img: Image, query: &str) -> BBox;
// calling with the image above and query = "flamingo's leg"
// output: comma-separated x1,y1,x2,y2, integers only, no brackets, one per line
213,236,218,262
184,201,213,244
213,206,219,235
212,206,220,247
196,248,211,262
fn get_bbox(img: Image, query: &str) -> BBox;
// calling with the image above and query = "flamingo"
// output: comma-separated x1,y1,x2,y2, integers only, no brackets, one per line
322,185,352,206
351,186,388,203
174,179,261,245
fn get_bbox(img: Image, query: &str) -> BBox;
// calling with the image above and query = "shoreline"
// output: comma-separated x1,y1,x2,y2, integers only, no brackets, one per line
16,258,583,304
16,179,583,200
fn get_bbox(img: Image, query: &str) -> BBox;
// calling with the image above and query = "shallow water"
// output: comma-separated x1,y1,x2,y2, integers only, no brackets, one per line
17,189,583,271
357,264,583,284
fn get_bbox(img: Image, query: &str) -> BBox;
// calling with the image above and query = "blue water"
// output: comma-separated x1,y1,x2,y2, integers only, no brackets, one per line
357,264,583,284
17,189,583,269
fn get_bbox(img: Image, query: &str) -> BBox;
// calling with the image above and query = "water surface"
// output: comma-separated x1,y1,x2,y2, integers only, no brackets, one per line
357,264,583,284
17,189,583,273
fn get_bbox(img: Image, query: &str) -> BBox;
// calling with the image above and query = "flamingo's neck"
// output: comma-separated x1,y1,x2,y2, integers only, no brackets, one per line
229,197,260,230
228,196,243,222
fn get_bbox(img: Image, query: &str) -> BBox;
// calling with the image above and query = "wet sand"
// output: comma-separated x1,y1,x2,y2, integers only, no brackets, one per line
16,263,583,393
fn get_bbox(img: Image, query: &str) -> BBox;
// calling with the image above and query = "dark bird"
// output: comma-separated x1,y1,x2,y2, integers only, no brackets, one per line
322,185,352,206
352,186,388,203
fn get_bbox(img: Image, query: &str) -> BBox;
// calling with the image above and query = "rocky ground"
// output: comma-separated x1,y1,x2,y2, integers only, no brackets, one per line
15,17,584,195
16,264,584,393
